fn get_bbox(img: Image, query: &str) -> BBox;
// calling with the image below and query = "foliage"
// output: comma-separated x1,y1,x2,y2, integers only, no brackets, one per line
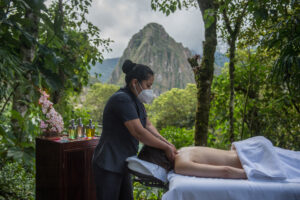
0,0,111,136
150,0,197,16
160,126,194,149
0,0,110,159
82,83,120,124
147,84,197,130
0,0,299,198
0,0,110,197
209,49,300,150
133,182,164,200
217,0,250,142
218,0,249,40
40,0,111,93
0,160,35,200
239,0,300,112
261,1,300,112
70,108,92,128
0,102,41,167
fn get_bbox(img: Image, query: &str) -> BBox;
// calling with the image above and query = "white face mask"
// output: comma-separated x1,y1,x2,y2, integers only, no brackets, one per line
134,82,154,104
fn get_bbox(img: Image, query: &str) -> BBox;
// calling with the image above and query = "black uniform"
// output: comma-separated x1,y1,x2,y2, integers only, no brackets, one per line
92,86,147,200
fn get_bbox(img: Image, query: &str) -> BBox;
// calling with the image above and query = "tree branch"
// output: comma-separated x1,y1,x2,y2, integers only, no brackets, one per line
0,83,20,115
222,4,233,36
286,81,300,114
233,1,248,37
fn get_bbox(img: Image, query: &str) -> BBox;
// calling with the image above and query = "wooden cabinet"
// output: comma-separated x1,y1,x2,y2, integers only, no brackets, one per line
36,137,99,200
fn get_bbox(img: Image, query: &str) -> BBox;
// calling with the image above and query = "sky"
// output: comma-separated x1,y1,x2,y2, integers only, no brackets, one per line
86,0,205,59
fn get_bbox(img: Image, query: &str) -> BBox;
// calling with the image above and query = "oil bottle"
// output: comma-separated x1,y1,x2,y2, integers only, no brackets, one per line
68,119,76,139
77,118,84,138
86,119,93,139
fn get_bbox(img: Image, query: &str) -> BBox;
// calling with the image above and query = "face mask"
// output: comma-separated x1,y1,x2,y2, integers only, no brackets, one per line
134,82,154,104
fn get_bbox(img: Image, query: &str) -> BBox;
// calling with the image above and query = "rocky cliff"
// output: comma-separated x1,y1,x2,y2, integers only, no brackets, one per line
109,23,195,95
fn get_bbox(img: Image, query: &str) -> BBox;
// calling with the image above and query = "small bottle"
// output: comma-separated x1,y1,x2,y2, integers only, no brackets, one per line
91,125,95,138
68,119,76,140
86,119,93,139
77,118,84,138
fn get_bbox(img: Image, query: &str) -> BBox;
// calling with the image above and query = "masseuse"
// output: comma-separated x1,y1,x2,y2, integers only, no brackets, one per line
92,59,177,200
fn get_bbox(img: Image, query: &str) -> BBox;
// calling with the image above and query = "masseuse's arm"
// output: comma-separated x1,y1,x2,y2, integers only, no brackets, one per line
125,119,176,161
145,118,175,148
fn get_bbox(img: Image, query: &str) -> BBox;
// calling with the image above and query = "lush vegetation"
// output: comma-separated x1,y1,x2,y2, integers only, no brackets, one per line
146,84,197,130
209,50,300,150
0,0,110,198
0,0,299,200
0,160,35,200
81,83,120,123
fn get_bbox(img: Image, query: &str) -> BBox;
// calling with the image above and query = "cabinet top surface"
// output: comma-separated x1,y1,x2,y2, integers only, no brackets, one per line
36,137,100,149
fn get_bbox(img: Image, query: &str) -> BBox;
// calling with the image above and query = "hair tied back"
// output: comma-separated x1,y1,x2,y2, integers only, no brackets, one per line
122,59,136,74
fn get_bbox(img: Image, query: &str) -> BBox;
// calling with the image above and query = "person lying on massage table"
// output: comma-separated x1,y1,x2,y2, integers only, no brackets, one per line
175,145,247,179
138,144,247,179
138,136,300,182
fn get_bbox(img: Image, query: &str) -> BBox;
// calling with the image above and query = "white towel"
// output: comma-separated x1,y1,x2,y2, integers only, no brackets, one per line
232,136,300,182
126,156,168,183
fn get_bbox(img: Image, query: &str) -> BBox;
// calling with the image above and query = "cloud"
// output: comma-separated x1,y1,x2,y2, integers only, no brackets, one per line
45,0,205,58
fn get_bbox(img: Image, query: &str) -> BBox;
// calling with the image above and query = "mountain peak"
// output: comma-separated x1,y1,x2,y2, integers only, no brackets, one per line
141,23,168,36
109,23,194,94
143,22,165,30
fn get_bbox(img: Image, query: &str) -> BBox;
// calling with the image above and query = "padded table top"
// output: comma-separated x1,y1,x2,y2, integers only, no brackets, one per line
162,172,300,200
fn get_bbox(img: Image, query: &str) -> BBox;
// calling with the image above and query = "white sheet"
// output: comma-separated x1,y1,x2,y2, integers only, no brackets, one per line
163,172,300,200
232,136,300,183
126,156,168,183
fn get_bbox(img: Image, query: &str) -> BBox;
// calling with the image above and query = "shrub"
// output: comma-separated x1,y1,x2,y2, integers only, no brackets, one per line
0,160,34,200
160,126,194,149
133,182,164,200
147,84,197,130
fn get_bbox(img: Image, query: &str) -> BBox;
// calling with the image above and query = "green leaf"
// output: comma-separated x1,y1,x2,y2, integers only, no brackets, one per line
7,147,24,161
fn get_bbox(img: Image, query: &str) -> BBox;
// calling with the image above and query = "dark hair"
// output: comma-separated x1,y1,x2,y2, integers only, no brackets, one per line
122,59,154,86
138,145,174,171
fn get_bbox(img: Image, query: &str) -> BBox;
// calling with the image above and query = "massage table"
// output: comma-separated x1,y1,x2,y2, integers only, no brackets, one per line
127,155,300,199
127,137,300,200
163,136,300,200
163,172,300,200
127,157,300,200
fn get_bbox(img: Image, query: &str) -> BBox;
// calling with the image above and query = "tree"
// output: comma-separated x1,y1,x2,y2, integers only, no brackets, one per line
147,84,197,130
210,49,300,150
0,0,111,121
150,0,218,146
237,0,299,112
258,0,300,113
0,0,110,166
218,0,249,142
83,83,120,124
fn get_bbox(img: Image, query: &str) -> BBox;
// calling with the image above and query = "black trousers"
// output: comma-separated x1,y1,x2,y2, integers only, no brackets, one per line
93,164,133,200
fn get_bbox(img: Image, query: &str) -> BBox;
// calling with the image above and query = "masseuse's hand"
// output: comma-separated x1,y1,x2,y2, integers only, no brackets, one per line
164,144,177,162
165,140,176,152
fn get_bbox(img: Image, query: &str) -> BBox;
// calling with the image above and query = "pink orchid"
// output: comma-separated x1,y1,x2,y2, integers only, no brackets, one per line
39,89,64,134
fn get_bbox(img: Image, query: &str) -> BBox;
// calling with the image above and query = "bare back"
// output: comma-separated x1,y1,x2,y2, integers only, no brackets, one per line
173,146,246,179
176,146,242,168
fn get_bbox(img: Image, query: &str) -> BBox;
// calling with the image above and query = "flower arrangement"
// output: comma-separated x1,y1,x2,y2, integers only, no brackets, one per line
38,89,64,135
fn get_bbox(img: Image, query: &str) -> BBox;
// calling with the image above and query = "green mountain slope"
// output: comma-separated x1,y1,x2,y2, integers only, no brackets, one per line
109,23,195,95
90,58,119,82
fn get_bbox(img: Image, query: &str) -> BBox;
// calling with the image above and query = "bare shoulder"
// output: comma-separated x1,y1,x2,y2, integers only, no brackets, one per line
178,146,196,153
178,146,208,153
